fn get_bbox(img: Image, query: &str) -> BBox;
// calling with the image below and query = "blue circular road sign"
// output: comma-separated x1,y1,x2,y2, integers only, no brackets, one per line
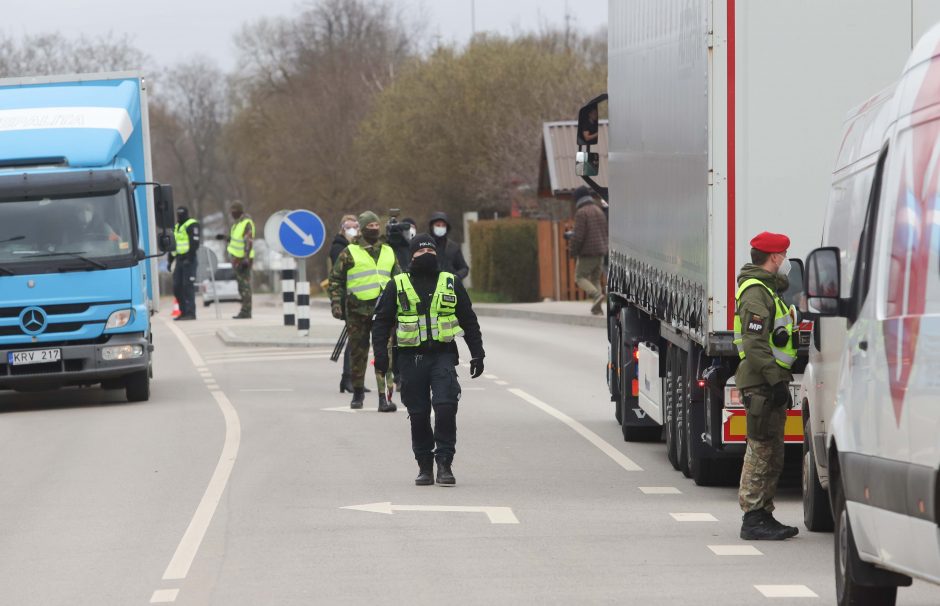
278,209,326,258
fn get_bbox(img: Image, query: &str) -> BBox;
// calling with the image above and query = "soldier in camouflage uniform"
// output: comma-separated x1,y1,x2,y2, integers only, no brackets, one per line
328,211,399,411
217,201,254,319
735,231,799,541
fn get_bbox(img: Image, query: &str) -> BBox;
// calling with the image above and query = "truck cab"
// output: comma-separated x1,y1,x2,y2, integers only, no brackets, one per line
0,74,174,402
804,22,940,605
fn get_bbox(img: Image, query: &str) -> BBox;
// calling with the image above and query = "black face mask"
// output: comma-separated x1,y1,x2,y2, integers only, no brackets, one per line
362,227,380,243
410,253,438,273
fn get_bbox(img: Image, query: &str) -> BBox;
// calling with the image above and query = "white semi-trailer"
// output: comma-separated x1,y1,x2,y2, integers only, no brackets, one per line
579,0,937,485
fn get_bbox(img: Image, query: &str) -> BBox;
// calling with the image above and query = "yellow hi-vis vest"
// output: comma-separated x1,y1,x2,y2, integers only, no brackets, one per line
346,244,395,300
394,272,464,346
733,278,797,369
227,217,255,259
173,218,197,256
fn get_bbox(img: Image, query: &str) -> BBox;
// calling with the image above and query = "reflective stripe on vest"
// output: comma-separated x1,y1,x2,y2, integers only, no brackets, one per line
173,218,197,256
346,244,395,300
227,217,255,259
732,278,797,369
394,272,464,346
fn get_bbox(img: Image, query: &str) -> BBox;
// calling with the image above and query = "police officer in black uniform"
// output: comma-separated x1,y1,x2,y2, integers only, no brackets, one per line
372,234,484,486
168,206,200,321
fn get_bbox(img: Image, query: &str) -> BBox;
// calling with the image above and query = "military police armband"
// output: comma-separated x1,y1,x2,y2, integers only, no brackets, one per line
746,313,765,334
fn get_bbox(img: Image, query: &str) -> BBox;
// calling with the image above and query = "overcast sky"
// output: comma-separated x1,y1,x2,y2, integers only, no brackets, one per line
6,0,608,72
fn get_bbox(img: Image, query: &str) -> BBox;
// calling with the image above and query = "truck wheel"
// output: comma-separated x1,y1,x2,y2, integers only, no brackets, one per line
664,346,680,470
803,419,834,532
676,349,690,477
125,370,151,403
833,473,898,606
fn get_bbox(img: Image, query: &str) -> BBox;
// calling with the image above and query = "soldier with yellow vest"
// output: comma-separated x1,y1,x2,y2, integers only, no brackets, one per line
328,210,399,410
734,231,799,541
220,201,255,319
372,234,484,486
168,206,200,321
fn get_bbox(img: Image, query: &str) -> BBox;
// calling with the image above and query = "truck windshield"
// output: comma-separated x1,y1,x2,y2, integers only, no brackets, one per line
0,189,135,273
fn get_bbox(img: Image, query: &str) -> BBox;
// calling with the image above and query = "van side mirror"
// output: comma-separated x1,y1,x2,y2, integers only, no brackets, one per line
805,247,844,316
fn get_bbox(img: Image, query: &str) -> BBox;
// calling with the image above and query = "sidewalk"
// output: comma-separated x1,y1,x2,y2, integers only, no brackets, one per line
172,293,604,350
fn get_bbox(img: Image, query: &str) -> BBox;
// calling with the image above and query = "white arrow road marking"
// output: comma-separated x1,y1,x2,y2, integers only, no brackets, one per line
283,216,316,247
342,502,519,524
508,388,642,471
322,406,358,413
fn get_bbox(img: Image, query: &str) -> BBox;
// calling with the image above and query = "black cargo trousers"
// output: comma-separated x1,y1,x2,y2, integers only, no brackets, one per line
399,351,462,461
173,256,197,317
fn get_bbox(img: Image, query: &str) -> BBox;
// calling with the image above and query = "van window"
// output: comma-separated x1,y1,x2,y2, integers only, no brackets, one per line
848,146,887,323
884,122,940,318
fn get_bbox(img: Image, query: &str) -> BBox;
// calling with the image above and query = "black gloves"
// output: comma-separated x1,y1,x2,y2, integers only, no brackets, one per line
771,381,792,408
470,358,484,379
374,352,389,374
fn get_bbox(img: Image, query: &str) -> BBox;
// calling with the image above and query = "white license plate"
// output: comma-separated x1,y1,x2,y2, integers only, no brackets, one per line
8,348,61,366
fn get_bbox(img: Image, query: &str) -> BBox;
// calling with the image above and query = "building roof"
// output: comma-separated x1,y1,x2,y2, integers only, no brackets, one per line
538,119,609,197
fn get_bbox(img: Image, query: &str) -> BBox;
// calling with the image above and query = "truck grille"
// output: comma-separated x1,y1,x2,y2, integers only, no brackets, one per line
0,359,85,376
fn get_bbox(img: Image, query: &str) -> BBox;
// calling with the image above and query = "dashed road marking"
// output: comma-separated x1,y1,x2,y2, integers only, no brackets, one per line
754,585,818,598
670,513,718,522
494,380,508,386
508,388,642,471
708,545,762,556
150,588,179,603
240,388,295,392
322,406,358,413
639,486,681,494
462,387,486,391
206,354,330,364
484,374,498,379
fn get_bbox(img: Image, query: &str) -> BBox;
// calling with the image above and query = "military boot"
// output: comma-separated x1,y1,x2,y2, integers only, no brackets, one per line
378,394,397,413
350,388,364,410
435,456,455,486
740,510,798,540
415,456,434,486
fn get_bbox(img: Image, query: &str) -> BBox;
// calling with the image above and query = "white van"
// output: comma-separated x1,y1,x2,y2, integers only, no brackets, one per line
804,22,940,606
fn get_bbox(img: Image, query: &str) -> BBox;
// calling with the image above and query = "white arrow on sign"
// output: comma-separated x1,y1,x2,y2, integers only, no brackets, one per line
342,502,519,524
283,215,316,247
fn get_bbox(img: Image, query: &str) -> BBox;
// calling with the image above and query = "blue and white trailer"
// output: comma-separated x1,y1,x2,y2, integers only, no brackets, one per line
0,72,175,401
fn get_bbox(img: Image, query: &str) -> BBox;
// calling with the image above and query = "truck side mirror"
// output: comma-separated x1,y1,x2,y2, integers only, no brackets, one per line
805,247,844,316
153,184,175,231
577,101,601,147
157,233,175,254
780,257,804,309
576,150,600,177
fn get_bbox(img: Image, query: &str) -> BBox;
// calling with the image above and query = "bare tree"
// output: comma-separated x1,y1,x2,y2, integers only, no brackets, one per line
0,32,149,77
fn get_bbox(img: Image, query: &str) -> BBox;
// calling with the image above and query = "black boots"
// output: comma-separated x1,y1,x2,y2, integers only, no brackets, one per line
435,457,455,486
415,456,434,486
350,388,364,409
378,394,397,413
339,376,369,393
740,510,799,540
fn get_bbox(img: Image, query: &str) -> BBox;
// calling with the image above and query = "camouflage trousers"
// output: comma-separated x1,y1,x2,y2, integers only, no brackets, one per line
738,385,786,513
346,311,394,392
234,261,252,316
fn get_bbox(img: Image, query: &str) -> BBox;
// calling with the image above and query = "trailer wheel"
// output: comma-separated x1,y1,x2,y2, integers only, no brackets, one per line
803,418,834,532
833,472,898,606
125,370,151,403
664,346,680,470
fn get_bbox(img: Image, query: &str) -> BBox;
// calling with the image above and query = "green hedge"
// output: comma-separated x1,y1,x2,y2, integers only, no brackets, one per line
469,219,539,302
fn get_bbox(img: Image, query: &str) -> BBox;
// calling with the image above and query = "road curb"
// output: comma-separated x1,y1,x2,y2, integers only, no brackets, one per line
473,306,606,328
216,326,336,348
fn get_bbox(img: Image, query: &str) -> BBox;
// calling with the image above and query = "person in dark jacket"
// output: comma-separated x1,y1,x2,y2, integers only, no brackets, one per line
569,186,609,315
428,211,470,280
329,214,369,395
372,233,484,486
168,206,200,321
388,217,417,271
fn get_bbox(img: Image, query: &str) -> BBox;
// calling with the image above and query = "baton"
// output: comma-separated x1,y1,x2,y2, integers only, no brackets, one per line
330,326,348,362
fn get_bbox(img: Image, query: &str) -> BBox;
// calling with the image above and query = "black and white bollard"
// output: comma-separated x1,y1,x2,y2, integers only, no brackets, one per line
296,261,310,336
281,265,296,326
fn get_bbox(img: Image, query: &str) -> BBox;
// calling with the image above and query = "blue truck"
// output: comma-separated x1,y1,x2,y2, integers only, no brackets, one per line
0,72,175,402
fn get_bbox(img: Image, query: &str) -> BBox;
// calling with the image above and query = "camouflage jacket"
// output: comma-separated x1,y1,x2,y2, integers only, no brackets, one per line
734,264,793,390
328,237,400,317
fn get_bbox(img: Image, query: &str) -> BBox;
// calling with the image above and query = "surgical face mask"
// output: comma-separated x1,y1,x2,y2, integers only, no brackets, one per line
777,256,791,277
344,227,358,239
432,225,447,238
82,209,94,225
407,226,417,240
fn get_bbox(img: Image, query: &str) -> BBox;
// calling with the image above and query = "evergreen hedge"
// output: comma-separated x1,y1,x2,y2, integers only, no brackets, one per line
469,220,539,302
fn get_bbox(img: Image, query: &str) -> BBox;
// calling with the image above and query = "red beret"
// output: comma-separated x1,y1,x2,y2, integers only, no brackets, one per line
749,231,790,254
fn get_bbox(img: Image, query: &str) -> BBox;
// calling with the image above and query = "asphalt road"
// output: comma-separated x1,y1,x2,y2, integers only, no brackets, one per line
1,301,939,605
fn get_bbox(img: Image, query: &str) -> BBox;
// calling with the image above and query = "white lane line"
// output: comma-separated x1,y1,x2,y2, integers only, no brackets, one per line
206,354,330,364
150,588,180,603
508,388,642,471
494,380,509,386
670,513,718,522
203,349,331,361
754,585,818,598
240,388,295,393
462,387,486,391
639,486,681,494
322,406,358,413
161,389,241,580
483,374,498,379
161,317,206,367
708,545,762,556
